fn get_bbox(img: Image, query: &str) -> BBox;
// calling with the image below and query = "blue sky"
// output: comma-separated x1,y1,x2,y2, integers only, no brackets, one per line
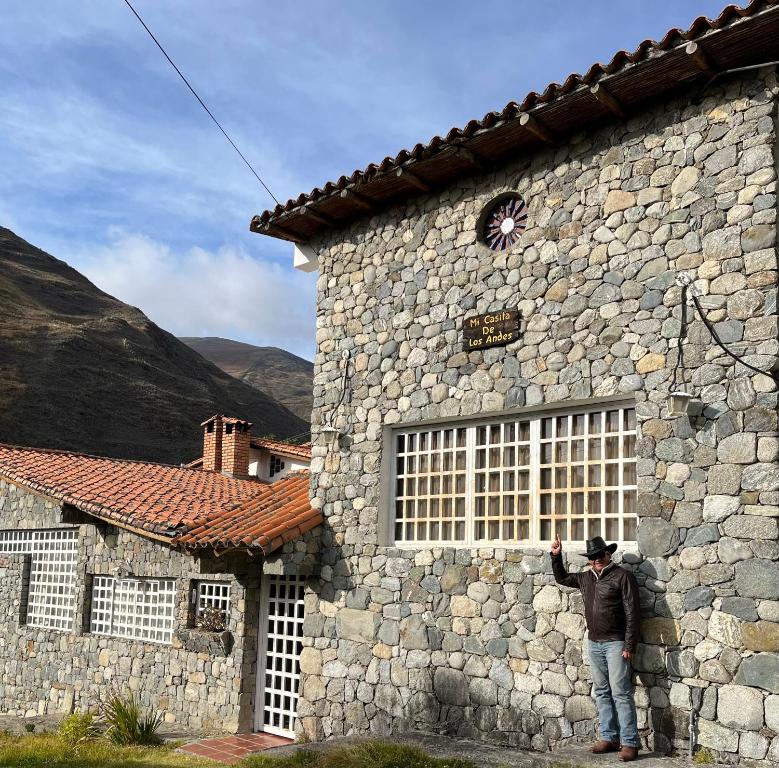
1,0,729,360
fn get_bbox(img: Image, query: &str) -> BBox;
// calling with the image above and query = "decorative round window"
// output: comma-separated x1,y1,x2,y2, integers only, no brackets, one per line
481,194,528,251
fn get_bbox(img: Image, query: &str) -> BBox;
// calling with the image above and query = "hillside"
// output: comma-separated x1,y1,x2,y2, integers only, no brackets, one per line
180,337,313,422
0,228,308,464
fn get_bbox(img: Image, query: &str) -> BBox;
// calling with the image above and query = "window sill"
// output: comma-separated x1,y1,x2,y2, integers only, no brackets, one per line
173,627,233,656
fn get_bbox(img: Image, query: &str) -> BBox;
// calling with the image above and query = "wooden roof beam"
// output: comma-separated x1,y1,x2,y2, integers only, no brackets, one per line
453,146,487,171
686,41,716,76
519,112,555,145
590,83,625,119
301,205,335,227
252,218,305,243
340,188,377,212
396,166,432,192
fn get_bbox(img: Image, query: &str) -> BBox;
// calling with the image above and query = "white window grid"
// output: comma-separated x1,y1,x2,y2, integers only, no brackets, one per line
256,575,305,738
196,580,231,624
90,576,176,645
392,405,637,547
0,529,78,632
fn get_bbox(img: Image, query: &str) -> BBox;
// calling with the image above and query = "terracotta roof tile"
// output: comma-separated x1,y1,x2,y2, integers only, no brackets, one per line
0,444,320,554
251,0,779,242
176,472,319,552
186,437,311,468
250,438,312,460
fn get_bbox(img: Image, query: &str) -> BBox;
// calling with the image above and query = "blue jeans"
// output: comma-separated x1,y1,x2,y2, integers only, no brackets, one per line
587,639,639,748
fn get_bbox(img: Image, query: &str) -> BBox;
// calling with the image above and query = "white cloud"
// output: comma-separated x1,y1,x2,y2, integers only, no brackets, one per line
67,230,316,360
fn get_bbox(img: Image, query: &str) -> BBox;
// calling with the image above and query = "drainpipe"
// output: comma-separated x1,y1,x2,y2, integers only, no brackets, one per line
689,687,703,758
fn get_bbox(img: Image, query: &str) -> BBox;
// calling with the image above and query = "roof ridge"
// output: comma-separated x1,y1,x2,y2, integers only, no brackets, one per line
252,0,779,238
0,441,197,471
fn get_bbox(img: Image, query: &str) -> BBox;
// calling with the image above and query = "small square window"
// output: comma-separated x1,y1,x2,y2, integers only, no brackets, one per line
195,581,231,630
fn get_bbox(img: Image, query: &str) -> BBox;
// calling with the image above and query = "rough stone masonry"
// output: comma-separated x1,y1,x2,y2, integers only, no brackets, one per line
298,69,779,763
0,480,262,732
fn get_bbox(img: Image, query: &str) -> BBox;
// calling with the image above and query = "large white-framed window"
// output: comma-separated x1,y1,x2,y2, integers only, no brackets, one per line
392,403,637,547
90,576,176,644
0,529,79,631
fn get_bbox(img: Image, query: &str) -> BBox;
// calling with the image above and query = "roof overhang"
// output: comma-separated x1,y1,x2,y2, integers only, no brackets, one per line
250,1,779,256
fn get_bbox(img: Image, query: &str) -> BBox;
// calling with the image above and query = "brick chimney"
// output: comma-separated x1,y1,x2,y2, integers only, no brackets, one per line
201,415,224,472
222,418,253,478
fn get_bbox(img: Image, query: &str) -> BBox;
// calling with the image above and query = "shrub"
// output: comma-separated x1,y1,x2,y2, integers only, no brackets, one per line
23,723,35,733
58,713,99,744
693,747,715,765
101,691,163,746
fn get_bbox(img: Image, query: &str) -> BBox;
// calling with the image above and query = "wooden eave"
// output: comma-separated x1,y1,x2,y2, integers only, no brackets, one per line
250,2,779,244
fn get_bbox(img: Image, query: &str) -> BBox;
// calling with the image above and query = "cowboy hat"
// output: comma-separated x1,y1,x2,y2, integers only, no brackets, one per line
581,536,618,559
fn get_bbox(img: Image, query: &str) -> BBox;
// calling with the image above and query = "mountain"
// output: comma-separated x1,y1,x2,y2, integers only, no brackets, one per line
0,228,308,464
179,337,313,422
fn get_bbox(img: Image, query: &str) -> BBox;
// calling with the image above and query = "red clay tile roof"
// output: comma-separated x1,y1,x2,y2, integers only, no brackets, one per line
250,438,312,460
175,471,318,552
251,0,779,243
0,444,320,555
186,437,311,468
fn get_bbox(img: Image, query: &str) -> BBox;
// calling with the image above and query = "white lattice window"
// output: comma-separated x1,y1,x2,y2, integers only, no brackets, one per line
393,404,637,547
196,580,231,626
0,529,79,631
90,576,176,644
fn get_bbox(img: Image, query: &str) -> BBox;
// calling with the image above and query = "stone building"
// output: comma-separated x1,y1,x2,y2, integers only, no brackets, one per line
250,2,779,761
0,418,319,735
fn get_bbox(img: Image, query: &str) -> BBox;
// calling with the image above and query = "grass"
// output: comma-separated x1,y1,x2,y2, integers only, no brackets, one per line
693,747,715,765
0,732,214,768
0,733,479,768
240,740,477,768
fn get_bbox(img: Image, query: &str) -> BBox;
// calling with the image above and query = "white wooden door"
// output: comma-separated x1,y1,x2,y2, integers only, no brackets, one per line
255,575,305,737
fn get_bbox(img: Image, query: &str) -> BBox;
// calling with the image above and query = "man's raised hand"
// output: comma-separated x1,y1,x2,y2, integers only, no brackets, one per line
550,532,562,557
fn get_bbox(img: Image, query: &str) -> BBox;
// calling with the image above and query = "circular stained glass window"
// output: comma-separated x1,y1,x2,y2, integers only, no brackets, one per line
482,194,528,251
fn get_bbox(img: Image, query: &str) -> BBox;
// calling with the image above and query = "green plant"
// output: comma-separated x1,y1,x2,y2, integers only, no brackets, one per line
101,691,163,746
23,723,35,733
58,713,99,744
693,747,715,765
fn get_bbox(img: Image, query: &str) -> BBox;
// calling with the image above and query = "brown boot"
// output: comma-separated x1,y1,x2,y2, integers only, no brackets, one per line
591,740,620,754
619,745,639,762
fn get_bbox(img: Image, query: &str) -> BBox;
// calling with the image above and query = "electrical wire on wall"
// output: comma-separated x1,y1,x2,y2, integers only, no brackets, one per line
322,350,353,437
676,274,779,389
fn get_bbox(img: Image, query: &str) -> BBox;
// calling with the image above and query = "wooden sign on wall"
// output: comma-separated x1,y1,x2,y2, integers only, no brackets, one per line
463,310,521,350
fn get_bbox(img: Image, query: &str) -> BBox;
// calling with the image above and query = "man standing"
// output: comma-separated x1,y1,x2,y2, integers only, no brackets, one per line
550,533,641,762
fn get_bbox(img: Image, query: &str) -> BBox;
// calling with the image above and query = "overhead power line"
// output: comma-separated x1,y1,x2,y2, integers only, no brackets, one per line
122,0,281,206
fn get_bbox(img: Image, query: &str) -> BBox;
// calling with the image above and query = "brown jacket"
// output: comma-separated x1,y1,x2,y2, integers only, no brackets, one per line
551,552,641,651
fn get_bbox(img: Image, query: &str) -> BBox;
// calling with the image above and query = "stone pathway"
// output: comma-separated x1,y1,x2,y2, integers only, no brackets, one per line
261,733,690,768
178,733,292,764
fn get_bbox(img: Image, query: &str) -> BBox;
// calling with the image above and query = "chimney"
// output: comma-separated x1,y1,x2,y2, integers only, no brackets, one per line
222,418,253,478
201,415,223,472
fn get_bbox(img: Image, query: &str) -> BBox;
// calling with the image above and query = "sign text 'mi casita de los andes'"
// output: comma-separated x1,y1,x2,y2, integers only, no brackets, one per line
462,309,520,350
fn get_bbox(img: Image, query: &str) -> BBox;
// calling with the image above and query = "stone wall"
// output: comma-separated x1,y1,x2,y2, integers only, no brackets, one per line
300,70,779,762
0,479,262,732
